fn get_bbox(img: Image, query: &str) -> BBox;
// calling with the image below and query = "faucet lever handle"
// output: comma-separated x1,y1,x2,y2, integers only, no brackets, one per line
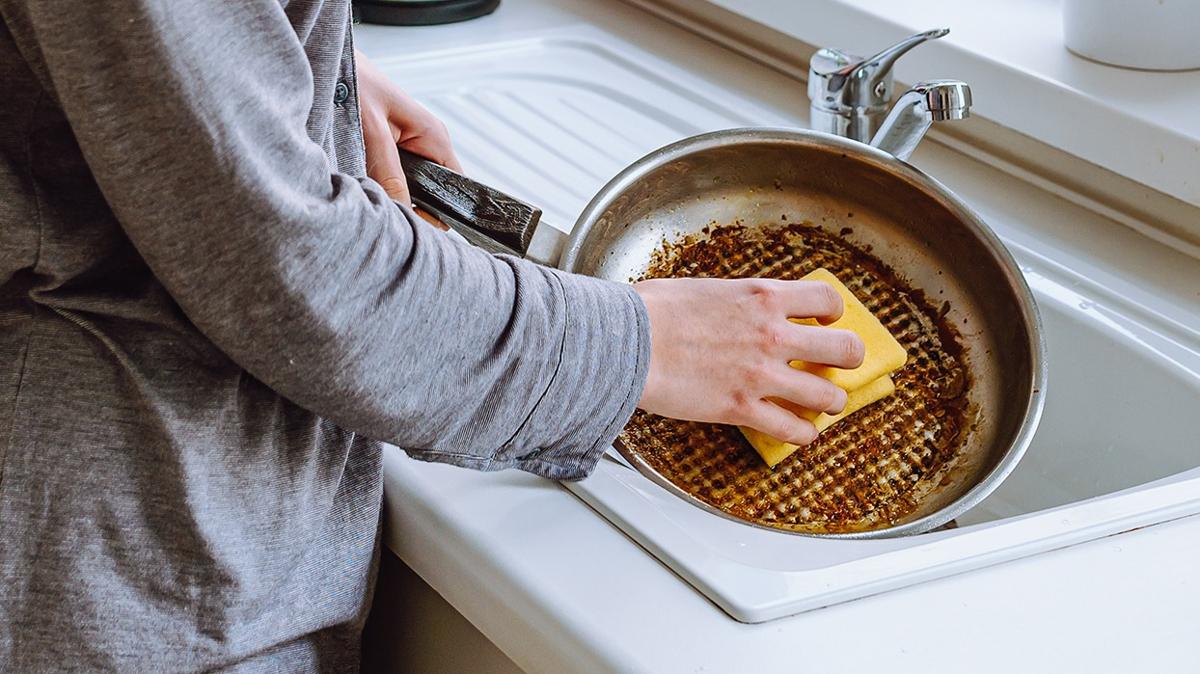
808,28,950,142
856,28,950,88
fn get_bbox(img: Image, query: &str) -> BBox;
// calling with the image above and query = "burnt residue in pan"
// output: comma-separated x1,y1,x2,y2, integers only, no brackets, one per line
620,223,972,534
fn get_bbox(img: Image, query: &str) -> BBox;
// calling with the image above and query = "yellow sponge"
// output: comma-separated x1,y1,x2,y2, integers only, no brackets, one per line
788,268,907,392
741,375,896,468
738,268,908,468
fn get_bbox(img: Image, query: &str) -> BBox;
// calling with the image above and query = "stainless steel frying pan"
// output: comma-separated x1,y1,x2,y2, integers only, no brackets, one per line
400,127,1047,537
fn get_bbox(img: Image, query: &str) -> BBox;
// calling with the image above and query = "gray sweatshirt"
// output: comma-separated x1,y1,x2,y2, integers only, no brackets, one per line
0,1,649,671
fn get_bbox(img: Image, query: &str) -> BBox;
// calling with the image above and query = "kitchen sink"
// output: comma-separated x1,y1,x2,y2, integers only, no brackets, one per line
377,28,1200,623
568,254,1200,619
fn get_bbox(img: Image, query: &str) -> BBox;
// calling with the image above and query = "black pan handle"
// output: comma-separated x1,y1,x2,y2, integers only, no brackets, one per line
397,148,541,257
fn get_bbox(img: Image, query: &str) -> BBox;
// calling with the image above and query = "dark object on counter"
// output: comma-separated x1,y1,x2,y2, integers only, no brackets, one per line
353,0,500,26
398,148,539,256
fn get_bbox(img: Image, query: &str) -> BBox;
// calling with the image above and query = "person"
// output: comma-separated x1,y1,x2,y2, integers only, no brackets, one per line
0,1,865,671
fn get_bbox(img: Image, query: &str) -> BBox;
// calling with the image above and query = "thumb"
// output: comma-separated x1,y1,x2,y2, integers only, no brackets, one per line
363,114,411,205
376,172,411,206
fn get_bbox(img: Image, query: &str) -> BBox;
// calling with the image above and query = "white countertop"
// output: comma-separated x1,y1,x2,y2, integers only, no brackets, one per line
383,453,1200,674
360,1,1200,672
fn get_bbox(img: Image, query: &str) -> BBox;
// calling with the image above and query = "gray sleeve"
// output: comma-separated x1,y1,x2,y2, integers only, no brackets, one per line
5,0,649,480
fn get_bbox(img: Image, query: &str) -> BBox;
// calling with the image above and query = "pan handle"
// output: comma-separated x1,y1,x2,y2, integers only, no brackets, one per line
397,148,541,257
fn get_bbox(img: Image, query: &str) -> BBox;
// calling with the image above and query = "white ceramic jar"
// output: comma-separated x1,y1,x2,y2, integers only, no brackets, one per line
1063,0,1200,71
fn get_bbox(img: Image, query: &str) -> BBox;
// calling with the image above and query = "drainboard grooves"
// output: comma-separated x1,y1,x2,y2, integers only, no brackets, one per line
620,223,973,534
500,93,629,166
471,92,612,184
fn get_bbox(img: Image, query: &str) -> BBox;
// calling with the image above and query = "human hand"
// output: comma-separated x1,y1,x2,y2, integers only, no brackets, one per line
355,50,463,205
634,278,866,445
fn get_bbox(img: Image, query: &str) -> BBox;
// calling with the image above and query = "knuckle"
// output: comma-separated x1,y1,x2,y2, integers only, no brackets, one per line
744,279,779,310
833,386,849,410
724,390,751,419
378,177,409,198
816,283,842,314
840,332,866,366
754,323,786,352
812,383,838,412
762,421,791,442
793,423,819,445
742,363,771,392
379,176,405,190
791,326,814,355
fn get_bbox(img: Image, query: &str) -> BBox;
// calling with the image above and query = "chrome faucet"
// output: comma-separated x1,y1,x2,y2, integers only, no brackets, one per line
870,79,972,161
808,28,971,158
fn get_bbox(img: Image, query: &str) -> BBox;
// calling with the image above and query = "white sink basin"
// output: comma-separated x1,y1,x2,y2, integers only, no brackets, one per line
378,28,1200,623
959,282,1200,526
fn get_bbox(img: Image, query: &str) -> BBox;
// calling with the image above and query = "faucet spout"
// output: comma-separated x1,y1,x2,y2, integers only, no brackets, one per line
870,80,972,161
